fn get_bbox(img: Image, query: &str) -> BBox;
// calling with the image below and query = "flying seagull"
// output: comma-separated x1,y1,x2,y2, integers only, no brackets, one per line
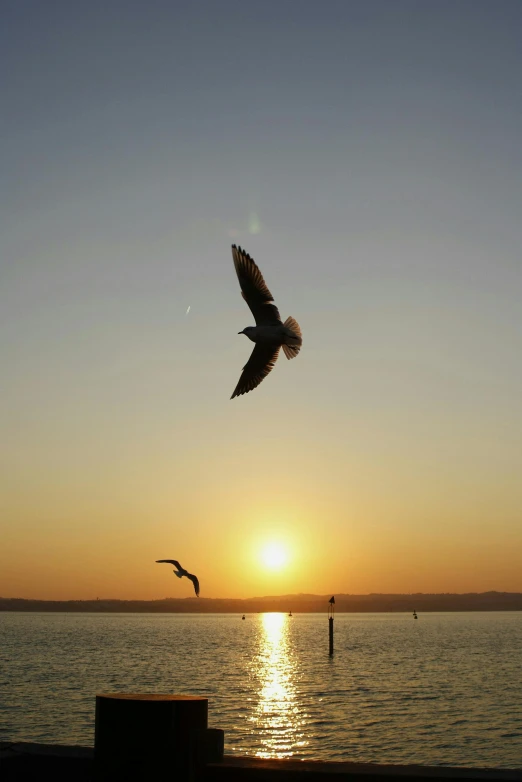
156,560,200,597
231,245,302,399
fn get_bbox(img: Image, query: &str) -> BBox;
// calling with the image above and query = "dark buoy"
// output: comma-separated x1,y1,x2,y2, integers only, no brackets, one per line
242,614,245,620
288,611,292,617
413,610,418,619
328,596,335,656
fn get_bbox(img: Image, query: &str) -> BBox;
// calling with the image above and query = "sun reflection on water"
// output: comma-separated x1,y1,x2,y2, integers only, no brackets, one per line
249,613,308,758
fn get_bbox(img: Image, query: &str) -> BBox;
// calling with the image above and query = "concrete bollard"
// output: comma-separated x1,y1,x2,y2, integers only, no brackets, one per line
95,693,220,779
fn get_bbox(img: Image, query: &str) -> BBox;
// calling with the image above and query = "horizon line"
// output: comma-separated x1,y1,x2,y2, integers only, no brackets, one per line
2,590,521,603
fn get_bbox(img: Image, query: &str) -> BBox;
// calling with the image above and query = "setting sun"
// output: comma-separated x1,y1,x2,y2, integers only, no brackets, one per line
261,543,288,570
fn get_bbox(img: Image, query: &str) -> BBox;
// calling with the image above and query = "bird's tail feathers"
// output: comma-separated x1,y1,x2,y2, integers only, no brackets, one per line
282,343,300,359
282,316,302,359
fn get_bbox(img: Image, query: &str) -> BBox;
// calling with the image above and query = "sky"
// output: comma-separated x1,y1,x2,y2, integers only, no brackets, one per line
1,0,521,600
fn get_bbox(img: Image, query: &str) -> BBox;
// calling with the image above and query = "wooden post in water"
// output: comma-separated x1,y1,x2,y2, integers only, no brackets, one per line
328,595,335,656
95,693,222,780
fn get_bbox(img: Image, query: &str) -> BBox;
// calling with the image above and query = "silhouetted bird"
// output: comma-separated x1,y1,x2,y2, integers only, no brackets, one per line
156,560,200,597
231,245,302,399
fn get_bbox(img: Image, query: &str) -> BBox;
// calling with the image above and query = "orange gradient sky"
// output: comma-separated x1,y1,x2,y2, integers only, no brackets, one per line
1,3,522,600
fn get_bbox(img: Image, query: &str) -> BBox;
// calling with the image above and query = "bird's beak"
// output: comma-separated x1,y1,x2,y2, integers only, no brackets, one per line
238,331,243,335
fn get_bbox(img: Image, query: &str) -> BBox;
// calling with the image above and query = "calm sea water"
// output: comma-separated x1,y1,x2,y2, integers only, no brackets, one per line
1,612,521,768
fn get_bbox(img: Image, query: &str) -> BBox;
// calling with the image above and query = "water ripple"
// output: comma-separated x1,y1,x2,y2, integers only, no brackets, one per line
1,612,521,767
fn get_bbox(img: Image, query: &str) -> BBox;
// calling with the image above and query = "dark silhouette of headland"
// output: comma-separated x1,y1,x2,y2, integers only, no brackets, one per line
1,591,521,613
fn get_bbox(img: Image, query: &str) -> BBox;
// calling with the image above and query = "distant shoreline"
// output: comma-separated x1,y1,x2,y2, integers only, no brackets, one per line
1,591,521,613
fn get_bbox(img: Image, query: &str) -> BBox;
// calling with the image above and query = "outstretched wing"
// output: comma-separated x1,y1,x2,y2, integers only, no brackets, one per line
156,559,182,571
232,245,281,326
187,573,200,597
231,344,281,399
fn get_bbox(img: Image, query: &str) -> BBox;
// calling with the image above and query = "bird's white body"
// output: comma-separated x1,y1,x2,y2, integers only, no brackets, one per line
240,324,300,345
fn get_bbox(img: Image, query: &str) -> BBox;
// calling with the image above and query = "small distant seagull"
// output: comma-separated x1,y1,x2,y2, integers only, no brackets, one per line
156,560,200,597
185,305,191,315
231,245,302,399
